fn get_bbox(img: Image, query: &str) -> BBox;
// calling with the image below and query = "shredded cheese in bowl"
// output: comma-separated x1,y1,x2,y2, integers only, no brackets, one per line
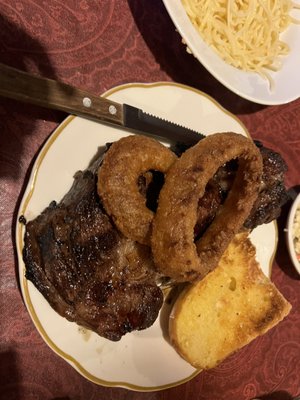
286,194,300,274
293,205,300,261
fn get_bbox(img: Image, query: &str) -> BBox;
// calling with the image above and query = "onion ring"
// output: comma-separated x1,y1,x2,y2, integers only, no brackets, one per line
151,132,263,282
97,135,177,245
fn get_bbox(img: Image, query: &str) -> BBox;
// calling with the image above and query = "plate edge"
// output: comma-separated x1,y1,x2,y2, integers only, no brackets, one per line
15,81,277,391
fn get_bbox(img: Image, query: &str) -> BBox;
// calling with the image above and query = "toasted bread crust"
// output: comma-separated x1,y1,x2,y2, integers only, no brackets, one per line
169,233,291,369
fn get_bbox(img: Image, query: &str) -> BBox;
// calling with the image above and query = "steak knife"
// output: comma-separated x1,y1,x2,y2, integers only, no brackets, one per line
0,63,204,146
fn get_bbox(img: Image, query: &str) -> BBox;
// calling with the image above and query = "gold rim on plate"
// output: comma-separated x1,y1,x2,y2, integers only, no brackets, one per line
17,81,277,391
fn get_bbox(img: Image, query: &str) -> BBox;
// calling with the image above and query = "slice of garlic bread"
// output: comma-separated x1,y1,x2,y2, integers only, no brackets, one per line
169,232,291,369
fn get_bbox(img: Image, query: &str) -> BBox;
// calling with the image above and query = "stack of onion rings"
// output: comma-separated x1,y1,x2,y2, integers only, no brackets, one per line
97,135,177,245
98,132,263,283
151,132,263,282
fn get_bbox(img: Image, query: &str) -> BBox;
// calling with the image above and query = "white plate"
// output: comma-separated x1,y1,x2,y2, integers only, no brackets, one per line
16,82,277,391
162,0,300,105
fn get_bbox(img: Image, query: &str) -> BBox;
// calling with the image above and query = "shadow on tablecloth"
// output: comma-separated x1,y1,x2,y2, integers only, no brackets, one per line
0,13,67,303
254,391,299,400
0,12,65,181
127,0,267,115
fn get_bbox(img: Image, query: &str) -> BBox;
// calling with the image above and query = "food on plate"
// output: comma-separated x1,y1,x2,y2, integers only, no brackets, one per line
293,205,300,260
22,131,288,342
243,141,288,229
98,135,177,245
169,232,291,369
151,132,263,282
175,139,288,234
181,0,300,85
23,155,163,341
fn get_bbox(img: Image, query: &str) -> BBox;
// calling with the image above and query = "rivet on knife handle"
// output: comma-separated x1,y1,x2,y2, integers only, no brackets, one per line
0,62,124,125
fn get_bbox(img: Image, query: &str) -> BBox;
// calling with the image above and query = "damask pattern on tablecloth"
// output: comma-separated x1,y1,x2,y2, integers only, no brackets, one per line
0,1,299,399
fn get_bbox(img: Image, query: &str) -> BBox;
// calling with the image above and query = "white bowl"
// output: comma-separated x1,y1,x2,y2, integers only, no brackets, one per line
162,0,300,105
286,193,300,275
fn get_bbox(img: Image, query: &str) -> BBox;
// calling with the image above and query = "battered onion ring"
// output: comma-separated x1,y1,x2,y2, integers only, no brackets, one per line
151,132,263,282
97,135,177,245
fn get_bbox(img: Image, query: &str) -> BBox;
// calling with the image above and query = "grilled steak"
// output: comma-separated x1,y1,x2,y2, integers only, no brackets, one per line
244,141,289,229
193,142,288,236
22,138,287,342
23,157,163,341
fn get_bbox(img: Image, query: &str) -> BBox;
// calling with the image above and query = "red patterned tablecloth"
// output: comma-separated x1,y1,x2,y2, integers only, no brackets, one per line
0,1,299,399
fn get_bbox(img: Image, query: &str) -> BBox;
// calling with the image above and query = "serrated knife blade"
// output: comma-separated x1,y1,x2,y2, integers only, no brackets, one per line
0,63,204,146
122,104,204,145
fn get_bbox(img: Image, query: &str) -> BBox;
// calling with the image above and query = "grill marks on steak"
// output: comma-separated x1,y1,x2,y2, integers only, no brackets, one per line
23,167,163,341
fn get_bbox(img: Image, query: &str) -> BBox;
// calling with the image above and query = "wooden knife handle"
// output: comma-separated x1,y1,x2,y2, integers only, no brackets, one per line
0,63,123,124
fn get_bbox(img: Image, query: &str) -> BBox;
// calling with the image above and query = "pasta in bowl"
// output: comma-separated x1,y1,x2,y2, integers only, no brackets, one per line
163,0,300,104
